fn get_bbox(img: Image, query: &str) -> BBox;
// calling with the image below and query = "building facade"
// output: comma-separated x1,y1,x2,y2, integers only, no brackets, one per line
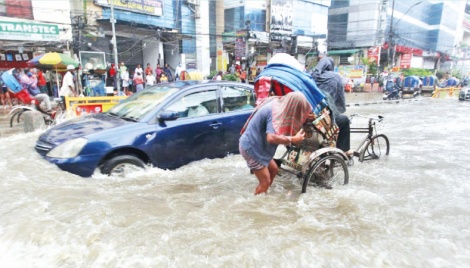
216,0,330,76
0,0,73,69
328,0,466,72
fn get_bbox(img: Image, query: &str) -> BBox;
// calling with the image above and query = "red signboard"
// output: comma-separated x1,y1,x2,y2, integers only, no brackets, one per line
400,53,412,69
396,45,422,56
74,104,103,117
367,46,380,64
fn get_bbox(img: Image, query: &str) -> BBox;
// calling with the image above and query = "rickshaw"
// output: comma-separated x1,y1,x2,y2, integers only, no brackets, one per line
421,75,438,96
1,69,65,127
254,54,349,193
402,75,421,98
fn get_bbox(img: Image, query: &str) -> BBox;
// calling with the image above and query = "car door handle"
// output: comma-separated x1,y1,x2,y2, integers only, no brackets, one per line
210,122,222,129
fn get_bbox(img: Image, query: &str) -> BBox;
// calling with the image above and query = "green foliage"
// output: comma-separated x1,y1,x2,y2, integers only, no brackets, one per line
361,57,378,75
401,68,433,77
207,70,217,80
223,74,238,81
452,70,462,79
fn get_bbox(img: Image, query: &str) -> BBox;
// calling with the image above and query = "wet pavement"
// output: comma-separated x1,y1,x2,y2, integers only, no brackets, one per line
1,94,468,266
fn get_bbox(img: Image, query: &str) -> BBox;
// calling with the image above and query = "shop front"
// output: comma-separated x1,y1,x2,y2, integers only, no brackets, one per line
0,18,70,70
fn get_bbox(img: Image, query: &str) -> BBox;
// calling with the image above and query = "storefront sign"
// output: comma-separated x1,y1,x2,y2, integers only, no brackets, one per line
367,46,381,65
337,65,366,79
95,0,163,16
400,53,412,69
0,20,59,41
222,32,236,43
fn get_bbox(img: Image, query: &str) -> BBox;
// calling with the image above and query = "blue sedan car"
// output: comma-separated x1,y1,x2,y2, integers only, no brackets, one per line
35,81,256,177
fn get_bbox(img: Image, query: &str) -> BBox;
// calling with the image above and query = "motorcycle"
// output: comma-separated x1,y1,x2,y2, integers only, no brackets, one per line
383,78,402,100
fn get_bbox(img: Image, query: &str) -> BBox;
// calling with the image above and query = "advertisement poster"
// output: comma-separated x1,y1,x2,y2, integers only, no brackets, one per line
75,105,103,117
337,65,366,79
367,46,381,65
235,31,246,60
270,0,293,41
400,53,412,69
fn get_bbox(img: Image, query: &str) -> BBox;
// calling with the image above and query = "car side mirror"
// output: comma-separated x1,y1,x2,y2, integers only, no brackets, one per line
158,111,179,122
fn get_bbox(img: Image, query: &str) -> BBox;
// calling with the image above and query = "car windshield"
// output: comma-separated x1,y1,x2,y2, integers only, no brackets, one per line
107,85,179,121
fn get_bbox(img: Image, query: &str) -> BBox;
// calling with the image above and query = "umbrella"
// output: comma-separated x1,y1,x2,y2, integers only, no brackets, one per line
27,52,79,95
27,52,79,70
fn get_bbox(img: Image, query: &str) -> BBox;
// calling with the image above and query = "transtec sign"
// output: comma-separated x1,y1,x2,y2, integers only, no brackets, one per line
95,0,163,16
0,21,59,41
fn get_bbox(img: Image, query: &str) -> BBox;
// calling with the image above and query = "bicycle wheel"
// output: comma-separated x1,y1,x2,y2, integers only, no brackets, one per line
302,154,349,193
9,109,25,127
359,134,390,162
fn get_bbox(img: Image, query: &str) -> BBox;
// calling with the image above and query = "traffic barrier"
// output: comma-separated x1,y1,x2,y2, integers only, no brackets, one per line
431,87,460,99
64,96,127,118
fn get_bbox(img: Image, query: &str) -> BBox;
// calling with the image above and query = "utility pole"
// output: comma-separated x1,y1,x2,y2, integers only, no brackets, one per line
110,0,121,94
388,0,395,71
245,19,250,84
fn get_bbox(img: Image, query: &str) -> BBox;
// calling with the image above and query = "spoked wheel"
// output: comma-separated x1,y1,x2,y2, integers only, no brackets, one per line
9,109,27,127
302,154,349,193
359,134,390,162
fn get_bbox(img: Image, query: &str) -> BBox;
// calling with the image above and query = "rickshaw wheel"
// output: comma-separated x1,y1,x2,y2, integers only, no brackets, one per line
302,154,349,193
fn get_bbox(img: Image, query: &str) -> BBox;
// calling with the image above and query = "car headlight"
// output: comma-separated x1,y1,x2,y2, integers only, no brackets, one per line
47,138,88,158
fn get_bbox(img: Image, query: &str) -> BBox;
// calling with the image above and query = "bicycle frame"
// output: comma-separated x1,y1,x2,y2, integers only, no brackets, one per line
350,117,375,153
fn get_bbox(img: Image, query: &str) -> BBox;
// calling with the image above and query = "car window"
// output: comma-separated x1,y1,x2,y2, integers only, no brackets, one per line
107,85,179,121
164,90,218,118
220,85,255,112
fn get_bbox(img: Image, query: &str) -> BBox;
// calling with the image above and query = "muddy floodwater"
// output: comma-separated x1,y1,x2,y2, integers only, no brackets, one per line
0,95,469,267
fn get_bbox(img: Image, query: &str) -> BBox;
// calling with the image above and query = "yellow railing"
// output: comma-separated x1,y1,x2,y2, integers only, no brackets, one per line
64,96,127,117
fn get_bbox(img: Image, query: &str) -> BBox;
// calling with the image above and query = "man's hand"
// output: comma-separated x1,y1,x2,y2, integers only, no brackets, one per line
291,129,305,145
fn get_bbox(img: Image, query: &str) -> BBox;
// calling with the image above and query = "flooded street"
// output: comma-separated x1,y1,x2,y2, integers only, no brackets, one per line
0,95,469,267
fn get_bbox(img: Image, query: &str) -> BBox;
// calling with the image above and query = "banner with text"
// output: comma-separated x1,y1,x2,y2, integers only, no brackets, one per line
95,0,163,16
0,20,59,41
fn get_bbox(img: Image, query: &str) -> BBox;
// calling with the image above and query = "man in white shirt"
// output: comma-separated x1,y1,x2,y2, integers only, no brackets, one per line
145,73,156,86
60,65,77,98
174,63,185,80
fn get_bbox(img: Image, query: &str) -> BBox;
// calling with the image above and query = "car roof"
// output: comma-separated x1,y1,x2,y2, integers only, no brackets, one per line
151,80,254,90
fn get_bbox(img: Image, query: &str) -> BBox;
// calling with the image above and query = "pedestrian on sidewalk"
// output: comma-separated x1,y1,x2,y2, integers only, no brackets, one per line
0,72,13,110
133,72,144,92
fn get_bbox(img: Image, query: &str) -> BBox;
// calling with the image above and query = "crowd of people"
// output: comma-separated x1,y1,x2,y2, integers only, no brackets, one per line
107,62,180,95
0,65,79,112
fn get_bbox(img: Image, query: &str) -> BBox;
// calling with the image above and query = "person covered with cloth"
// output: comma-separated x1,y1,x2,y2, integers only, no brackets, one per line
311,57,353,157
20,68,52,112
239,92,312,195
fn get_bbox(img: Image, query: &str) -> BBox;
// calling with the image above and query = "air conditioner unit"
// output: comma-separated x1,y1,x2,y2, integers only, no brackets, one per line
187,0,198,5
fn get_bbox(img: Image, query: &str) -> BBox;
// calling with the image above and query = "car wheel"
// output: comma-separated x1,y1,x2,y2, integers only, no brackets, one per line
100,155,146,177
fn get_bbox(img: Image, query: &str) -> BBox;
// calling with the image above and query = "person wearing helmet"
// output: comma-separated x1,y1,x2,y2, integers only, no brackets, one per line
60,65,77,98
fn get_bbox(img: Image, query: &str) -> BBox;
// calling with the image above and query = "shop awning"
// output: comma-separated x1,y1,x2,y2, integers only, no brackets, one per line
327,49,361,55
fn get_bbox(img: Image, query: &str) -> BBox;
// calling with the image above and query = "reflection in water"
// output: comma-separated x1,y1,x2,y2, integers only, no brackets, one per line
0,98,469,266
